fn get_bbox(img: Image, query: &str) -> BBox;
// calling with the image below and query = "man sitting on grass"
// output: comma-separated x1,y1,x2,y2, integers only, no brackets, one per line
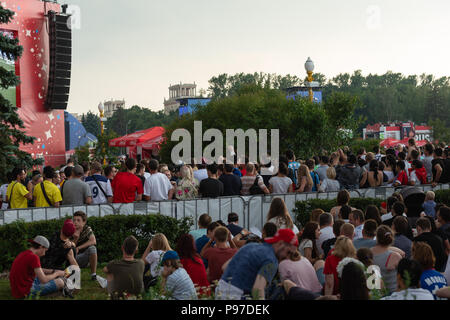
9,236,67,299
103,236,144,299
72,211,98,281
41,219,79,271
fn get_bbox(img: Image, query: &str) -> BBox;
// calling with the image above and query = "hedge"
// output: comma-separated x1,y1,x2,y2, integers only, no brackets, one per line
0,214,193,272
294,189,450,228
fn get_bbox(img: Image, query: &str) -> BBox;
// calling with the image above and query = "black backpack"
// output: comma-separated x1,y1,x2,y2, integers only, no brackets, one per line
249,175,265,195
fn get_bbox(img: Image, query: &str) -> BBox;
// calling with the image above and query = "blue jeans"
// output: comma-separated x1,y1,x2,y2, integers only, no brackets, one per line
316,267,325,286
29,277,58,297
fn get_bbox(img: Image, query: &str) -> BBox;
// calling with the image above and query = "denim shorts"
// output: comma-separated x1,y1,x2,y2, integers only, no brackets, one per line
316,267,325,286
29,277,58,297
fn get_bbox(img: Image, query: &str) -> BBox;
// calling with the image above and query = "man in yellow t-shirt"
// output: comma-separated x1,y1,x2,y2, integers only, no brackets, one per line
6,168,32,209
33,166,62,208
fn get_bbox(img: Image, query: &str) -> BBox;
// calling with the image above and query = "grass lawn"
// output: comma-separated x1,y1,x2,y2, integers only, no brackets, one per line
0,267,110,300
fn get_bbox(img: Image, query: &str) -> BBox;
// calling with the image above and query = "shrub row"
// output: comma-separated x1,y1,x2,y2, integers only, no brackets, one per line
294,189,450,228
0,214,193,272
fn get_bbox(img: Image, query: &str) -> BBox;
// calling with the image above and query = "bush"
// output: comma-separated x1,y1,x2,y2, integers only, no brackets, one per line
0,214,193,272
435,189,450,206
294,198,383,228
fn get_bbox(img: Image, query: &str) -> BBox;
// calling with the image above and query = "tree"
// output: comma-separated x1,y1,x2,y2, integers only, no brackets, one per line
81,111,100,137
159,85,361,162
105,106,177,137
94,130,120,164
0,5,42,181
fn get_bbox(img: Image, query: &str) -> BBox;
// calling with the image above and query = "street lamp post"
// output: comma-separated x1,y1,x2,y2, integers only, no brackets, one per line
98,102,106,165
304,57,315,103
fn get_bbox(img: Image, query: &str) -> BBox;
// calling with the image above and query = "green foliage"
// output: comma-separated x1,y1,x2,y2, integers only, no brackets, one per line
74,145,91,164
293,198,385,228
81,111,101,137
0,214,193,272
160,85,361,162
0,5,41,182
93,130,120,163
435,189,450,206
105,106,178,137
428,118,450,144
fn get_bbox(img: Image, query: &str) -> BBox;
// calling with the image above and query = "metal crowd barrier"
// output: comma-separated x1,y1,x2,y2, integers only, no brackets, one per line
0,184,449,231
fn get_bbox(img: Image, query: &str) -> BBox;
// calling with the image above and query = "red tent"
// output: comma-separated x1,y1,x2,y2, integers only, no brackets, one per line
109,126,165,148
380,138,400,148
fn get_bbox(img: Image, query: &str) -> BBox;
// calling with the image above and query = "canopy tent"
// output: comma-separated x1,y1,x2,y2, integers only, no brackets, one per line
380,138,429,149
109,126,165,148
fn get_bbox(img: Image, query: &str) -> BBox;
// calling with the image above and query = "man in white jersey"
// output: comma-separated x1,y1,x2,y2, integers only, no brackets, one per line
0,181,9,210
84,162,113,204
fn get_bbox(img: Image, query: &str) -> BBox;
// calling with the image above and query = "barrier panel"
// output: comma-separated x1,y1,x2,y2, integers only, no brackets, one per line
0,184,448,230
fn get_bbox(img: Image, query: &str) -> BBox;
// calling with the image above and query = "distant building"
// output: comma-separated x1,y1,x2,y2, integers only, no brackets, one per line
104,99,126,118
164,83,198,114
178,98,211,116
363,122,432,141
284,86,323,103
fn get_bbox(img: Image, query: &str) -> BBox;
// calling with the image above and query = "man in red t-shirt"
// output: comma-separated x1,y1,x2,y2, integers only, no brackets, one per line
10,236,66,299
111,158,143,203
201,226,238,284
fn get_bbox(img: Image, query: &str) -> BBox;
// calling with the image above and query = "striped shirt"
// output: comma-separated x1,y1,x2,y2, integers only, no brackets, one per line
165,268,198,300
241,175,266,195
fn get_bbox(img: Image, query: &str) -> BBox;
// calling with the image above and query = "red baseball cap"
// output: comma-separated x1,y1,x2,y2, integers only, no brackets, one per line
62,219,75,237
265,229,298,247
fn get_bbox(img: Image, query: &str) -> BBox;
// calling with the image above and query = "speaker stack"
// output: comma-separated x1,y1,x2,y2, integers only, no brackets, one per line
45,10,72,110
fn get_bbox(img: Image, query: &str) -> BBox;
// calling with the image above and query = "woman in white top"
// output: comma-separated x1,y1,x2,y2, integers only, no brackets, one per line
383,155,397,187
298,221,323,264
268,162,293,194
266,197,299,234
141,233,172,278
318,167,340,193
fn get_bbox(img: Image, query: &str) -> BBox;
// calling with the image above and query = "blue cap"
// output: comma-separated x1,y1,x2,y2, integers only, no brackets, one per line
160,250,180,266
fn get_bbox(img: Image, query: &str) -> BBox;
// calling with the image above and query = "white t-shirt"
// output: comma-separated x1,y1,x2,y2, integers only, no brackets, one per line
0,184,9,210
319,179,340,192
316,226,334,255
144,172,173,201
409,171,421,186
268,176,293,194
84,174,113,204
298,239,313,256
381,288,434,300
145,250,165,277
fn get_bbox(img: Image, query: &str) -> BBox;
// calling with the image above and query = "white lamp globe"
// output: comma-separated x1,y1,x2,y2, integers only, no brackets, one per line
305,57,314,73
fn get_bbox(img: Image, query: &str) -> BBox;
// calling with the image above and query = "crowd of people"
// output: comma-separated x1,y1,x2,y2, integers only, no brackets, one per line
2,139,450,210
8,187,450,300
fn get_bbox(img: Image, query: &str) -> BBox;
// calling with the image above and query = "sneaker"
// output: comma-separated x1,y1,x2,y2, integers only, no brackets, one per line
62,287,74,299
96,275,108,288
91,274,97,281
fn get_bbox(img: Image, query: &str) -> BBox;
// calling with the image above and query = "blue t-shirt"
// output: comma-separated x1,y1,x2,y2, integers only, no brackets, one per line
220,242,278,294
310,171,320,192
195,235,211,268
422,201,436,218
232,168,242,177
420,269,448,300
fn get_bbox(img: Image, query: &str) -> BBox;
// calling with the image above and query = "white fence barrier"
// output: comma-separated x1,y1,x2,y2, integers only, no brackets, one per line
1,184,449,231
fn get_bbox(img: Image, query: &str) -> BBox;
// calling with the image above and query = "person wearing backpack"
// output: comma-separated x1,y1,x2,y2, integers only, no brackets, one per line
33,166,62,208
305,159,320,192
6,167,32,209
85,161,113,204
241,163,269,195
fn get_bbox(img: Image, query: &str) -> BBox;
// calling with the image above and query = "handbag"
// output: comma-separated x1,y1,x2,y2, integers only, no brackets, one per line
249,175,264,195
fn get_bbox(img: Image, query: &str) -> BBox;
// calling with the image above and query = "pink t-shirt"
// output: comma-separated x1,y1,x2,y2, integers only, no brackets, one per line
278,258,322,293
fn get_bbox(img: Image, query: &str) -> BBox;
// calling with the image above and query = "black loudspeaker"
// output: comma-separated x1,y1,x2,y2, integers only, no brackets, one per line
45,10,72,110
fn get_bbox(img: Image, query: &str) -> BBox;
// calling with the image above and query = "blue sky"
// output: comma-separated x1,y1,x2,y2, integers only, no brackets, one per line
66,0,450,114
